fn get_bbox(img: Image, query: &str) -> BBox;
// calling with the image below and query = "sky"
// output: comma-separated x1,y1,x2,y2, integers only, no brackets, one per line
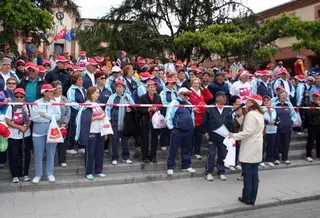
74,0,292,33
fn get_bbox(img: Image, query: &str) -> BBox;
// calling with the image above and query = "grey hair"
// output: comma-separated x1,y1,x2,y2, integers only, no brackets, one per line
51,80,63,89
1,57,12,64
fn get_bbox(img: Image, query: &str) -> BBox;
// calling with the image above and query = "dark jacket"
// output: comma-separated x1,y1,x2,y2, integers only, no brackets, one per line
124,77,138,94
306,101,320,126
151,77,164,94
45,67,71,96
15,69,25,80
181,79,190,89
201,106,233,143
18,77,46,101
83,72,96,89
138,93,163,123
208,81,230,104
257,81,273,98
77,107,93,147
98,87,112,111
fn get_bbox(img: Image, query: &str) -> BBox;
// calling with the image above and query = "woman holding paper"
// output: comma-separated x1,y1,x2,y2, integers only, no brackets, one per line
230,94,264,206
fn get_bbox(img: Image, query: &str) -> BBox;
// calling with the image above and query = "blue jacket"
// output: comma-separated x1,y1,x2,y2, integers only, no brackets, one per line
251,78,261,94
124,77,139,95
82,71,96,89
273,78,295,99
165,97,195,131
160,87,177,105
75,102,93,146
263,107,279,134
137,83,147,97
295,82,308,106
0,72,20,91
208,81,230,104
106,92,135,125
309,85,320,102
272,100,297,132
0,90,14,114
256,81,273,98
309,67,320,76
106,75,131,94
67,85,87,111
97,86,112,111
151,76,164,94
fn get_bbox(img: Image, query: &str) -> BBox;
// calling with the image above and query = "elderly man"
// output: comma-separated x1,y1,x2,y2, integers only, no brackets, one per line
165,87,196,176
76,51,88,68
45,56,70,96
230,70,251,98
273,68,295,102
83,58,98,89
0,58,20,92
164,56,175,73
116,50,130,69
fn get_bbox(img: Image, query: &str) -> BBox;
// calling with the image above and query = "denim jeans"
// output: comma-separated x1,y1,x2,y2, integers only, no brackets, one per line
241,162,259,202
33,136,57,177
205,141,227,175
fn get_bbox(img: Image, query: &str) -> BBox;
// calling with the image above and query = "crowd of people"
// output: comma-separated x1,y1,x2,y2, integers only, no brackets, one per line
0,47,320,195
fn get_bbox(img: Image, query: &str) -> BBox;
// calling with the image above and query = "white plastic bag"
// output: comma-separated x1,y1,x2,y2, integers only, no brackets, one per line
100,116,114,136
152,111,166,129
223,137,236,167
292,112,302,128
47,115,64,143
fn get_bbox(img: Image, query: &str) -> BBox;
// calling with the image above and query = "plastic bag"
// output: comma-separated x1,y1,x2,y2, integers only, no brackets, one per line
0,136,8,152
47,115,64,143
293,112,302,128
100,116,114,136
152,111,166,129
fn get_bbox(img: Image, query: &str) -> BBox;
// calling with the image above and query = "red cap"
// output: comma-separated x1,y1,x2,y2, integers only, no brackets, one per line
138,58,146,64
165,78,177,84
86,58,98,66
43,59,50,65
295,75,305,81
16,59,25,65
80,51,86,56
190,65,201,73
4,45,10,50
254,70,262,76
63,50,69,55
146,80,157,86
14,88,25,95
41,84,56,93
243,94,263,106
0,123,11,139
25,62,39,71
260,70,271,76
277,68,289,75
56,56,68,63
228,73,234,79
66,64,74,69
38,66,46,73
312,91,320,97
95,56,103,62
176,61,183,66
140,72,152,81
276,85,285,90
238,70,250,78
115,79,125,87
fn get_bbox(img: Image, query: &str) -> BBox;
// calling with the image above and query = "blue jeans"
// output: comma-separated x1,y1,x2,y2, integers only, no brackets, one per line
205,141,226,175
85,133,105,175
241,163,259,202
33,136,57,177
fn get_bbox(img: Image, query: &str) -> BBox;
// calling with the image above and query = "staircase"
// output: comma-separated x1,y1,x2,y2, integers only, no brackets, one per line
0,134,318,192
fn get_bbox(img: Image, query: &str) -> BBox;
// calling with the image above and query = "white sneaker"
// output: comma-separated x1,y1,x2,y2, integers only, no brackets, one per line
182,168,196,173
104,149,110,154
194,154,202,160
259,162,265,167
228,166,236,171
22,176,30,182
47,175,55,182
124,159,132,164
220,175,227,181
206,174,214,181
78,149,85,154
96,173,107,178
283,160,291,165
306,157,313,162
12,177,19,183
167,169,174,175
60,163,67,168
267,162,275,167
111,160,118,165
32,176,41,184
274,160,280,165
66,149,78,155
235,165,242,170
161,146,167,151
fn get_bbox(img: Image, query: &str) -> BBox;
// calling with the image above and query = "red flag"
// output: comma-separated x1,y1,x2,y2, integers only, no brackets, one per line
54,28,67,41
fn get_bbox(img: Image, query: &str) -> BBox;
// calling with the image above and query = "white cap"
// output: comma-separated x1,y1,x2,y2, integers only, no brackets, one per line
112,66,121,73
178,87,192,94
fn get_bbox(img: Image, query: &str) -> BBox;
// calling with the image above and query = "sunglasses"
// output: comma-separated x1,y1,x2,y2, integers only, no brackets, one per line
44,64,50,67
7,82,16,85
17,64,25,67
99,77,106,80
14,95,25,99
28,69,36,72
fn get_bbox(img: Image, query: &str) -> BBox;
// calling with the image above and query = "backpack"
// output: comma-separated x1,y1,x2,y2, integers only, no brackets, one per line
10,105,30,125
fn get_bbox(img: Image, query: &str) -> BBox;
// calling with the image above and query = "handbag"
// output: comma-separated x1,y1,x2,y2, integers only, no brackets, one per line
152,111,166,129
293,112,302,128
100,116,114,136
47,115,64,143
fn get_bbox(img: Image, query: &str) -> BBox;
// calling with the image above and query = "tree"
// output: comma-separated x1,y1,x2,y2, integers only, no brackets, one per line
174,13,303,69
101,0,252,61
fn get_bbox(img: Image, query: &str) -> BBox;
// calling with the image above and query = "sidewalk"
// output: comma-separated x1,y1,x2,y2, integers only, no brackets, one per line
1,165,320,218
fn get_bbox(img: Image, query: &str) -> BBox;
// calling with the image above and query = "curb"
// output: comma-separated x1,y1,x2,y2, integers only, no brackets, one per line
151,191,320,218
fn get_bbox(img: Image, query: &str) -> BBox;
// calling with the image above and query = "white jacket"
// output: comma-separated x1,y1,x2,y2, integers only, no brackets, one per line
233,110,264,163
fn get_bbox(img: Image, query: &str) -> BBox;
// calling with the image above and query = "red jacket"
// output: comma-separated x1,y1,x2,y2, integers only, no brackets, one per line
189,88,213,126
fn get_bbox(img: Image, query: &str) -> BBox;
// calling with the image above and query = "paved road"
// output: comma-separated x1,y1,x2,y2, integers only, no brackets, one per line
210,200,320,218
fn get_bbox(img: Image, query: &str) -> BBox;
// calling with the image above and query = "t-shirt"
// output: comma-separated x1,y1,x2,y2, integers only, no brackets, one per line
1,73,11,90
230,81,251,98
5,105,31,139
90,104,104,133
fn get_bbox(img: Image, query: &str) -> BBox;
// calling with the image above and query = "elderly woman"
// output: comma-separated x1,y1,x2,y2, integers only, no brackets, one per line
230,94,265,206
52,81,71,167
31,84,61,184
5,88,32,183
66,72,87,155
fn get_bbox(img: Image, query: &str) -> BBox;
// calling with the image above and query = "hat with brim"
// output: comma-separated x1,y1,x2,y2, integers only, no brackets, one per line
146,80,157,86
295,75,305,81
14,88,25,95
86,58,99,66
25,63,39,71
165,78,176,85
115,79,126,87
41,84,56,94
140,72,152,81
243,94,263,106
312,91,320,97
238,70,250,78
178,87,192,95
56,56,68,63
16,59,25,65
111,66,121,73
263,95,271,100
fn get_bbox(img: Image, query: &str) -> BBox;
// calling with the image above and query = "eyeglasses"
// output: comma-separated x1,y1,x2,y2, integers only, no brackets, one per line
99,77,106,80
7,82,16,85
44,64,50,67
14,95,25,99
17,64,24,67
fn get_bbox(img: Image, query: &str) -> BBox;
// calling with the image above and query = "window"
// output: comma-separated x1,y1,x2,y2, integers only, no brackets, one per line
314,5,320,20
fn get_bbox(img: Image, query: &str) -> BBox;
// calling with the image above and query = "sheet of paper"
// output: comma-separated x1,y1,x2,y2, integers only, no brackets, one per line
213,124,230,138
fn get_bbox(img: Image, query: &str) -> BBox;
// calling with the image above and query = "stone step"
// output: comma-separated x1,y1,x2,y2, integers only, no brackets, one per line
0,159,319,193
